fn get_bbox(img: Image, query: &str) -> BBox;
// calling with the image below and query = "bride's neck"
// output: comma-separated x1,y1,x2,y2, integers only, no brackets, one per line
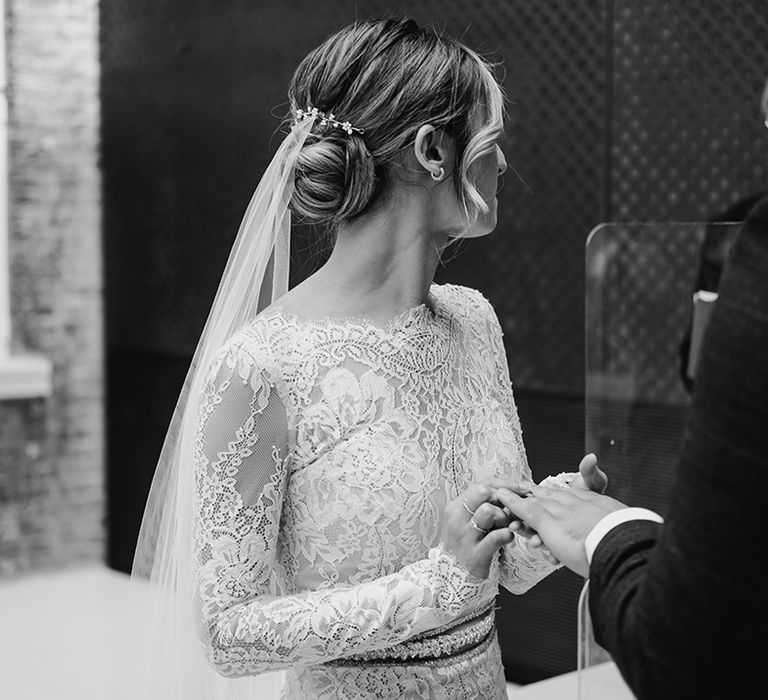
311,197,447,317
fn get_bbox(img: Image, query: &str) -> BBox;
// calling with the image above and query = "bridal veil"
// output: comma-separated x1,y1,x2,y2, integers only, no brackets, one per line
123,116,315,700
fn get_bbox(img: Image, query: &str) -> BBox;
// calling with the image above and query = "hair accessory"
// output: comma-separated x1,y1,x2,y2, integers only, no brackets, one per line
431,166,446,182
295,106,364,135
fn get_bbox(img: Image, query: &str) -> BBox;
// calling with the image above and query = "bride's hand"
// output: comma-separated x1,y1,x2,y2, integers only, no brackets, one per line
440,481,514,579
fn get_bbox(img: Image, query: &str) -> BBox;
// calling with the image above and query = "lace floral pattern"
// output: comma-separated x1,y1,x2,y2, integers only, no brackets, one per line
192,284,559,698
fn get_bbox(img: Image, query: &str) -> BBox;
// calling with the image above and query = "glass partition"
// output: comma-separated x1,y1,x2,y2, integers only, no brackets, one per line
578,221,740,699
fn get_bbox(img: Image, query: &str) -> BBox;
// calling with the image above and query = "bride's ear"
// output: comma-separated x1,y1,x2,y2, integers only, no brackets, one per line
413,125,452,182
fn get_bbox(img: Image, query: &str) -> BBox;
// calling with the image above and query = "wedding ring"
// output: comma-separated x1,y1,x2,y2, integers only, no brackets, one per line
468,518,489,535
462,499,475,516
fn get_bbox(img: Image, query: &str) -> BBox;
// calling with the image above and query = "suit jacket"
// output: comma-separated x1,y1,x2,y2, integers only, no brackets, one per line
589,194,768,699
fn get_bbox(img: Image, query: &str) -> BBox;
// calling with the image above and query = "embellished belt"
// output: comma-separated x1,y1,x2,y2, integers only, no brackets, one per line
326,603,496,666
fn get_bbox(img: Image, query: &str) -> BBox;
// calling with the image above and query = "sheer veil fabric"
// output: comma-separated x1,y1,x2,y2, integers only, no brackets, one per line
123,117,315,700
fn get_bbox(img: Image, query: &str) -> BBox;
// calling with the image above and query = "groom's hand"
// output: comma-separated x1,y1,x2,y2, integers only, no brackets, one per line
497,486,627,578
507,453,607,554
569,453,608,494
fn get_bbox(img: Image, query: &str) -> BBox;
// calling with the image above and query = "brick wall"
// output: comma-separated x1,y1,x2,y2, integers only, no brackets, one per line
0,0,103,576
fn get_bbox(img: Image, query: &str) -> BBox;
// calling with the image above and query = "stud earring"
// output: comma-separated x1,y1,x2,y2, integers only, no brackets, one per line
431,166,445,182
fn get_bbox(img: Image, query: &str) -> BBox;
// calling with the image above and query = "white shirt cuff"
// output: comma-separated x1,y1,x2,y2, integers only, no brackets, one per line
585,507,664,564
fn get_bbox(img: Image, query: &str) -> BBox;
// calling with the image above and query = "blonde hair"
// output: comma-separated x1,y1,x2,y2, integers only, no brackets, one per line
287,18,505,227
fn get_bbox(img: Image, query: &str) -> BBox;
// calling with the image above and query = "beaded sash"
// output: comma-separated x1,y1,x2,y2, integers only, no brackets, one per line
326,603,496,667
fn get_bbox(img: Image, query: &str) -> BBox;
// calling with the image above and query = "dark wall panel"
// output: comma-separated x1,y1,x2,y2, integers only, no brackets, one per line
610,0,768,221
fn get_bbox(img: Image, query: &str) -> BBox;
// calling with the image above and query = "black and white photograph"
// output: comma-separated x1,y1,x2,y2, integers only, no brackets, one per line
0,1,767,698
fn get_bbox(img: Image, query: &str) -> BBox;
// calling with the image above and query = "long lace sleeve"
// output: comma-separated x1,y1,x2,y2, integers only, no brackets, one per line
192,338,497,678
478,296,563,593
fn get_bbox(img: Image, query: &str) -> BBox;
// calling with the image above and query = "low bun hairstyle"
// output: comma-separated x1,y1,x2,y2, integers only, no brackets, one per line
287,17,505,228
291,130,376,224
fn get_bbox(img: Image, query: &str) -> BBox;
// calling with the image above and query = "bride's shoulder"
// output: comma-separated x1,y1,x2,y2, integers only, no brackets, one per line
208,313,296,381
434,283,497,321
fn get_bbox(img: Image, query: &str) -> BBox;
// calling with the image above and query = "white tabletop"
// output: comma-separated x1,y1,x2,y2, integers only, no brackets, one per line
508,661,635,699
0,566,144,700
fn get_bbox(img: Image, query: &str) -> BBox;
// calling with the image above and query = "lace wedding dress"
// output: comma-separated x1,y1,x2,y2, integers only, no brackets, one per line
192,283,560,699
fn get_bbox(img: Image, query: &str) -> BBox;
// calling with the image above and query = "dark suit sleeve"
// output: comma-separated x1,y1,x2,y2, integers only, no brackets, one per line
588,195,768,700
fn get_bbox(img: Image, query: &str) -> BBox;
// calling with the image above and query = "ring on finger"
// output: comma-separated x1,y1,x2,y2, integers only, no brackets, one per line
468,517,489,535
462,499,476,516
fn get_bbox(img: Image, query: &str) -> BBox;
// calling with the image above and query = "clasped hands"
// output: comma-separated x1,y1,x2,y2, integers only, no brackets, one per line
441,454,619,579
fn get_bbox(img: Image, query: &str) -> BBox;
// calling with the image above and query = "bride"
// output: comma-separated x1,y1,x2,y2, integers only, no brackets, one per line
129,17,605,700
